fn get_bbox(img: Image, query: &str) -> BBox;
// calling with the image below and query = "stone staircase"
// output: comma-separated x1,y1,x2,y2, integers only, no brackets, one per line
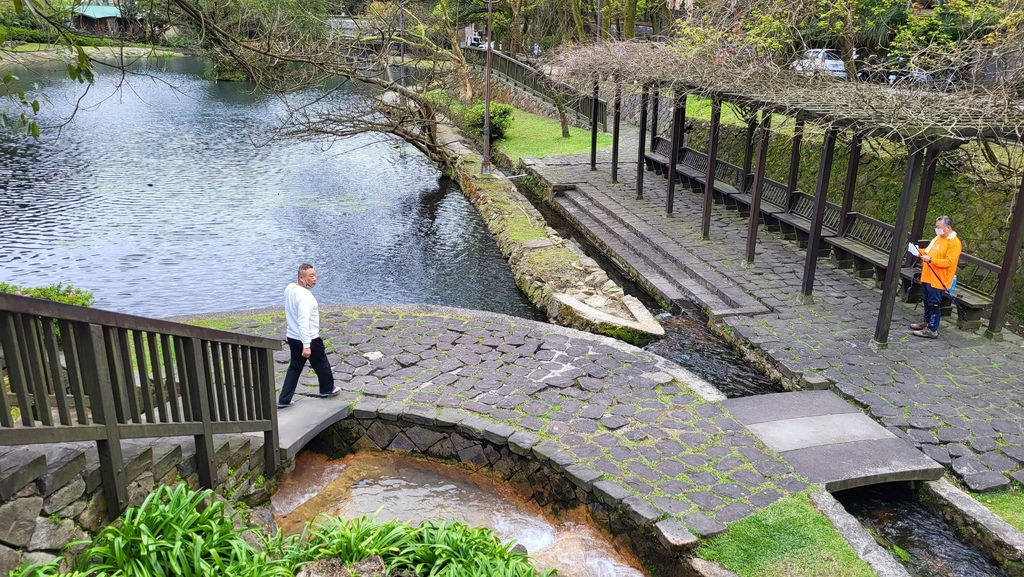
553,187,769,320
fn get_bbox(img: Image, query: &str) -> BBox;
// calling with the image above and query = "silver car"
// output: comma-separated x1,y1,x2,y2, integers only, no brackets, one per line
792,49,848,80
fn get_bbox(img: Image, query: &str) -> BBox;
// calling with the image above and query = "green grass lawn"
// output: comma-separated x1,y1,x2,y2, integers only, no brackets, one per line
972,487,1024,532
495,108,613,162
695,494,875,577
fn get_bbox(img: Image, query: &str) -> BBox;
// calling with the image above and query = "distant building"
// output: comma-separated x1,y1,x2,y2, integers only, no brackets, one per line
71,3,122,37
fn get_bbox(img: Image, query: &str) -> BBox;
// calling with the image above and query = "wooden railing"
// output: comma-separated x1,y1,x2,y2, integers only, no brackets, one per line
462,47,608,131
0,294,281,518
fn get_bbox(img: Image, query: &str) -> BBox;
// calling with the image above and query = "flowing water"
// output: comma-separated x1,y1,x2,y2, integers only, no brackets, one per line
835,483,1009,577
0,58,538,320
274,450,646,577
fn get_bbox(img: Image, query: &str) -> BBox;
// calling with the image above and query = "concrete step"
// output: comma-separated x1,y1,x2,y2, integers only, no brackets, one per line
724,391,944,492
567,188,766,314
558,192,766,319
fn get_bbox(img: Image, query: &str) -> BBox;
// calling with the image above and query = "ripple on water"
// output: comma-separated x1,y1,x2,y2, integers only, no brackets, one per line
274,451,646,577
0,59,539,320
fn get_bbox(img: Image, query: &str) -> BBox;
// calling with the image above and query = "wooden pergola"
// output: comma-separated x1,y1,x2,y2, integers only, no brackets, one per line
566,42,1024,346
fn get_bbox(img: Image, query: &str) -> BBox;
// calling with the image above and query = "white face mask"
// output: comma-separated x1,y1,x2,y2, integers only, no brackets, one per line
935,227,944,237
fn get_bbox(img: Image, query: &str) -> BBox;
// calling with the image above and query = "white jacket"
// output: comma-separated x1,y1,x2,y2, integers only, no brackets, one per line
284,283,319,347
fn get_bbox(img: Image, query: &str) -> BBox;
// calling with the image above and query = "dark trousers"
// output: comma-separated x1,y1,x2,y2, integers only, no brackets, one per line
922,283,944,332
279,337,334,404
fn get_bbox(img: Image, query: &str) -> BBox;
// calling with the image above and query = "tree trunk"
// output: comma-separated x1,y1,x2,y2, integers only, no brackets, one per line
839,36,858,82
555,95,570,137
624,0,637,38
570,0,586,41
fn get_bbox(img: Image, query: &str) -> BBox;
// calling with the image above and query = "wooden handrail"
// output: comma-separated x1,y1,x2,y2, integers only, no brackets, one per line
0,294,280,348
0,294,281,521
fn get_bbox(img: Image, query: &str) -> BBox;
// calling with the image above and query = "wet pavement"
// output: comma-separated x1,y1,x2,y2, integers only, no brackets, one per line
219,304,806,538
525,143,1024,493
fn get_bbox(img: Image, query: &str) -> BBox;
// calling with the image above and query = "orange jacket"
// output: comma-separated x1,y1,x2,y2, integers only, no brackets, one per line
920,232,961,290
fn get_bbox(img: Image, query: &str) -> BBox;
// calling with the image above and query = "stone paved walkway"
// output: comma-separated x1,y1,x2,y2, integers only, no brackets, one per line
527,142,1024,492
222,304,807,538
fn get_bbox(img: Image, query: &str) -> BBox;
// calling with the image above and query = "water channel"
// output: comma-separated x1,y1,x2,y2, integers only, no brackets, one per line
0,57,1004,577
274,450,646,577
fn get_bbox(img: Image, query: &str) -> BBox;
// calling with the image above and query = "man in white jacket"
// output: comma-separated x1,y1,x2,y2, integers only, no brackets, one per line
278,263,339,408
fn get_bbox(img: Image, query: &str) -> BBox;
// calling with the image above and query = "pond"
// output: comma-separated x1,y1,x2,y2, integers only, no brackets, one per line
0,57,538,320
273,450,646,577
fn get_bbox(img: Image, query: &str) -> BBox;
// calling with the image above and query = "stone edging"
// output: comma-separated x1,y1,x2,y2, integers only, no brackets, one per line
919,478,1024,572
435,124,664,346
311,403,698,572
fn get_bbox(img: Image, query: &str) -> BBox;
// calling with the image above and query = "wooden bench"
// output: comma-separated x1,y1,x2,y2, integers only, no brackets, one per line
771,192,842,256
729,177,789,222
899,252,1000,330
825,213,894,287
643,136,672,176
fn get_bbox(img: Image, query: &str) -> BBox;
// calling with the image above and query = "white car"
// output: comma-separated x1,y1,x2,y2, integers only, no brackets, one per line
792,49,848,80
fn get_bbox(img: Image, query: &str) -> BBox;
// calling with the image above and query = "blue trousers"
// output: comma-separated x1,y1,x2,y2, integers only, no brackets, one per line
921,283,944,332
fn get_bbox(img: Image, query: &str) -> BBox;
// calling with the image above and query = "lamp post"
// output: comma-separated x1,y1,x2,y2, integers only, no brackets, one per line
481,0,494,175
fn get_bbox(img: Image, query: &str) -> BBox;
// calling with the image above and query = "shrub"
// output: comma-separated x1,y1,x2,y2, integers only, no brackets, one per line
0,282,94,307
463,102,515,140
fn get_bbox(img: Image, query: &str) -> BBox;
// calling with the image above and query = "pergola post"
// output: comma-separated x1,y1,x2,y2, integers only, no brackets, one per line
873,148,925,347
986,175,1024,340
650,88,660,150
677,92,688,159
665,92,685,214
906,148,939,266
636,84,649,199
590,80,599,170
740,113,758,193
799,127,839,302
745,111,771,265
786,118,804,209
702,98,722,240
838,131,863,236
611,83,622,183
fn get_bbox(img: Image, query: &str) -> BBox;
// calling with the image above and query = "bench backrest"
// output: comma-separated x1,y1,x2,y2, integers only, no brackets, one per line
716,161,744,189
956,253,1001,296
790,192,842,233
843,213,894,252
653,136,673,157
761,179,788,211
682,147,709,175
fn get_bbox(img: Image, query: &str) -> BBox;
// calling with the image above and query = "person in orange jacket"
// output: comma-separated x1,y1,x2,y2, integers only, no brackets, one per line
912,216,962,338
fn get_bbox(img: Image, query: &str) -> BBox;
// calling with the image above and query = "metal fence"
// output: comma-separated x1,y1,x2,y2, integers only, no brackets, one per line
0,293,281,518
463,47,607,131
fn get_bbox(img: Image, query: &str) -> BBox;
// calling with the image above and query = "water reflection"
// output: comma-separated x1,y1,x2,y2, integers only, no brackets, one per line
835,483,1008,577
274,451,646,577
0,58,538,320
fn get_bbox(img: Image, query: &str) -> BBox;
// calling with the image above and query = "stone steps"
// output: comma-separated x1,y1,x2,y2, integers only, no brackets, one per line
557,190,768,320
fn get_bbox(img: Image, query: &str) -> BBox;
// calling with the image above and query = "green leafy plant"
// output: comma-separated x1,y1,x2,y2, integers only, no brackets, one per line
73,484,289,577
463,102,515,140
273,515,555,577
0,282,94,307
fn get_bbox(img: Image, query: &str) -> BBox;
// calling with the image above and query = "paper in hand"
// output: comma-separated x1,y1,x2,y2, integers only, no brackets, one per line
907,242,920,257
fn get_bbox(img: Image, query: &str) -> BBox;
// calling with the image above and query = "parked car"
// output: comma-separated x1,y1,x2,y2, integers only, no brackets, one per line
792,49,848,80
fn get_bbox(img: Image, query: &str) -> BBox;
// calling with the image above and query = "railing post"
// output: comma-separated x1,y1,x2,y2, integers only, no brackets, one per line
260,349,281,475
182,337,217,489
77,323,128,520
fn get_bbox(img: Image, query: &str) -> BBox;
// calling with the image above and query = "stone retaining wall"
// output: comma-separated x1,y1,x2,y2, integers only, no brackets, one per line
0,435,272,574
309,403,701,577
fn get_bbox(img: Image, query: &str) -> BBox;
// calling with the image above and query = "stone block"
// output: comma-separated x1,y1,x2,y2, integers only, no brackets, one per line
0,450,46,501
592,480,632,507
228,438,251,470
27,517,76,552
682,512,727,537
482,423,515,445
76,491,106,533
35,447,86,498
654,519,698,549
43,477,85,515
406,427,446,452
149,445,183,482
0,543,23,577
402,406,436,426
564,464,601,491
0,497,43,548
352,397,382,419
507,432,541,456
621,496,663,527
387,433,417,452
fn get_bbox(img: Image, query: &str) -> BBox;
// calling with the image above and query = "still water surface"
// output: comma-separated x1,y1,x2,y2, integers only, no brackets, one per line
0,58,538,319
274,451,646,577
